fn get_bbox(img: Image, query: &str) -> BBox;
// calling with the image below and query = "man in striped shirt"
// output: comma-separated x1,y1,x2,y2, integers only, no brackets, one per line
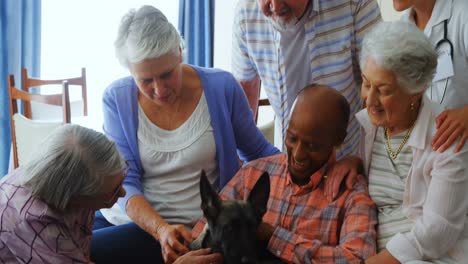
193,85,377,263
232,0,381,155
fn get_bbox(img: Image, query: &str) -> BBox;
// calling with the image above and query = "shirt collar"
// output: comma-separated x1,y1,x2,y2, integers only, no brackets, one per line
403,0,452,35
300,0,317,22
406,95,435,150
425,0,452,30
356,108,373,134
311,0,319,15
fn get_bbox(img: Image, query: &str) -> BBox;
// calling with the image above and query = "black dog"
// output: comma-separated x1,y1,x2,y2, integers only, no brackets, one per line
191,170,283,264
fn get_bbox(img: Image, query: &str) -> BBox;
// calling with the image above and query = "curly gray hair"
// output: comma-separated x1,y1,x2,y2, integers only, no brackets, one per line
22,125,123,211
115,5,182,68
360,21,437,94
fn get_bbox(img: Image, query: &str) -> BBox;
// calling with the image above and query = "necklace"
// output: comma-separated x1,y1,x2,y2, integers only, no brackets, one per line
384,121,416,160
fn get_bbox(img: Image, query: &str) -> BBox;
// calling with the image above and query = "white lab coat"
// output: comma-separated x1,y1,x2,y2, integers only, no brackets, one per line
402,0,468,109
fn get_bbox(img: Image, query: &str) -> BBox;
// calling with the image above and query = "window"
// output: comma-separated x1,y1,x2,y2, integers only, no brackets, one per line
42,1,400,127
41,0,179,123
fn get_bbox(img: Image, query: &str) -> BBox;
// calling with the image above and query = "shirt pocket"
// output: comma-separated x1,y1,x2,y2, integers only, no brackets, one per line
309,23,354,85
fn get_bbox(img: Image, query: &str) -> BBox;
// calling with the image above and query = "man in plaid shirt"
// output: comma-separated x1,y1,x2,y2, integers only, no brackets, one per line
193,84,377,263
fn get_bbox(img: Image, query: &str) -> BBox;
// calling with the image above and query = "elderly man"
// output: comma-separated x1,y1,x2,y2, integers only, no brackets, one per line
193,84,377,263
233,0,381,155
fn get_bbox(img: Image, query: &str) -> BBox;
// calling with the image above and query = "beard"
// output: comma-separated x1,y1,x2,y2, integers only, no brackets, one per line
267,15,298,32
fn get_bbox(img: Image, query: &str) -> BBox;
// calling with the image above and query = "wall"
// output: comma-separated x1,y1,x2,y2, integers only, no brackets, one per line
40,0,179,123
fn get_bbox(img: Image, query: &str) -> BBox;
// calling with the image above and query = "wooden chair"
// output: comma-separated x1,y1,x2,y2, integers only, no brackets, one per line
21,67,87,118
8,75,71,168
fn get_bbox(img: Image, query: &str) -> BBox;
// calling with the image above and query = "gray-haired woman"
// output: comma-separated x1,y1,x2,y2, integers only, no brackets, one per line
0,124,126,263
357,21,468,263
91,5,275,264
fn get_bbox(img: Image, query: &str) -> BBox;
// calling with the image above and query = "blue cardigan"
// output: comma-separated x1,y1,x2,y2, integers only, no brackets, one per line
102,66,279,211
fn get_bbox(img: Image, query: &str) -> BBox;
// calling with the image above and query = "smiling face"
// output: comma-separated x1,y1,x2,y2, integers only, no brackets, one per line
259,0,310,31
285,87,346,185
130,51,183,106
361,58,420,129
285,113,336,185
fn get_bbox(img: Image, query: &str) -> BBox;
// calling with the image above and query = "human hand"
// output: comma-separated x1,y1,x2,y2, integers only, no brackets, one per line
433,106,468,152
156,224,193,264
324,155,363,201
173,248,223,264
365,249,400,264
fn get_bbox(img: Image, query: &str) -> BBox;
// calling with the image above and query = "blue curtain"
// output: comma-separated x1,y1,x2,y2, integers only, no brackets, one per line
178,0,215,67
0,0,41,177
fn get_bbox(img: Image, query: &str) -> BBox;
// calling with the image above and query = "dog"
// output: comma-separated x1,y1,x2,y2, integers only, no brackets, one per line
191,170,283,264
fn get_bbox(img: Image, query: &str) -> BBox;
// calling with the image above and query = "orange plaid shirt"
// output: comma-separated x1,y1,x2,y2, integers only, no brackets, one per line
193,154,377,263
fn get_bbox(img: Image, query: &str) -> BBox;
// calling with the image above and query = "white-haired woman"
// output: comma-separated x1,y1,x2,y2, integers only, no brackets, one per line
357,21,468,264
91,5,277,264
0,125,126,263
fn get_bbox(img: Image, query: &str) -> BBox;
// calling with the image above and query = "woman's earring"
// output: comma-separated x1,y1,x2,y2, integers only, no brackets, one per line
410,102,414,110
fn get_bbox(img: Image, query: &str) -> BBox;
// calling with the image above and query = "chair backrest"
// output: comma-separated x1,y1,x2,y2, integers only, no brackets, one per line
8,75,71,168
12,114,63,167
21,67,87,117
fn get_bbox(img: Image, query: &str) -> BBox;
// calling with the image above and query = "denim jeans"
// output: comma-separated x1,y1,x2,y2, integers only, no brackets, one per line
91,210,164,264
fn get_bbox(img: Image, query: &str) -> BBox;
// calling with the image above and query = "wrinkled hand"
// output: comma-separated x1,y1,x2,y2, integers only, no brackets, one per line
324,155,363,201
365,249,400,264
156,224,193,264
433,106,468,153
173,248,223,264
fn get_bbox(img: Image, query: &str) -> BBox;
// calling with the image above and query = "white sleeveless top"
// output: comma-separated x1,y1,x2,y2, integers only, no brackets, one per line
101,92,218,227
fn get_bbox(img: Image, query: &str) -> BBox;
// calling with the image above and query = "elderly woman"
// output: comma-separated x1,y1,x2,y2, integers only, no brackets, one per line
91,5,278,264
357,21,468,263
0,125,126,263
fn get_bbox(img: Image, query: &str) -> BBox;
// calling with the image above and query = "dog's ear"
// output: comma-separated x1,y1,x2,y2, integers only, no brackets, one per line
200,170,222,222
247,172,270,218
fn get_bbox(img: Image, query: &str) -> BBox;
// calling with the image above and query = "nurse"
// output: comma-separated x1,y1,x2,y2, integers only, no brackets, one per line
394,0,468,152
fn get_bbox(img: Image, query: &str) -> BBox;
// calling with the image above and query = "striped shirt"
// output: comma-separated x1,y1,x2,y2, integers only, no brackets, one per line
368,128,413,251
232,0,381,156
193,153,377,263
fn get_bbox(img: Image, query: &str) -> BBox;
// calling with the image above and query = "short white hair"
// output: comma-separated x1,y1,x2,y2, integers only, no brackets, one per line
115,5,182,68
360,21,437,94
22,125,124,211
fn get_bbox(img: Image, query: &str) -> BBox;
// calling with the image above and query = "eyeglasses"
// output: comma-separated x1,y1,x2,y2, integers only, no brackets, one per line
103,161,129,206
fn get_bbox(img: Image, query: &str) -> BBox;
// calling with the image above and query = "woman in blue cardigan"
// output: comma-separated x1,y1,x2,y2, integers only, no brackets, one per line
91,5,279,264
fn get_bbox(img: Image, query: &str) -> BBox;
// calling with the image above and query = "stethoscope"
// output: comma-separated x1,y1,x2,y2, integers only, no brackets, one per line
431,19,454,104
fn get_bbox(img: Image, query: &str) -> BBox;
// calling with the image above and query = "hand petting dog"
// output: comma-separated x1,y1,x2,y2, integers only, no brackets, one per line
156,223,192,264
